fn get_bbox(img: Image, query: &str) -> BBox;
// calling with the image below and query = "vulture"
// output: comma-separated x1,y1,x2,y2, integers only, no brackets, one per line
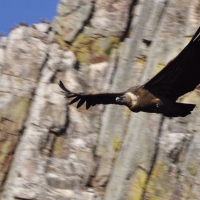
59,26,200,117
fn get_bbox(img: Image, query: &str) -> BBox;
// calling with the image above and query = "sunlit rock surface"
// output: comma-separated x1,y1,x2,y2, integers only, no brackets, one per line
1,0,200,199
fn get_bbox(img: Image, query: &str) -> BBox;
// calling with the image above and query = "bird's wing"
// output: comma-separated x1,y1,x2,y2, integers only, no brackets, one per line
59,81,124,109
144,26,200,101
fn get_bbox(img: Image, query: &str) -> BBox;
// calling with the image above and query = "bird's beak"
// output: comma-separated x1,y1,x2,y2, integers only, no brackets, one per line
116,96,129,105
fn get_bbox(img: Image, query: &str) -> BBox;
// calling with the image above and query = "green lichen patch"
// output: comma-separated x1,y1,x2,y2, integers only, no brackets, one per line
12,98,30,132
76,51,91,63
55,28,121,64
186,162,198,176
70,33,120,64
53,136,65,154
108,36,120,44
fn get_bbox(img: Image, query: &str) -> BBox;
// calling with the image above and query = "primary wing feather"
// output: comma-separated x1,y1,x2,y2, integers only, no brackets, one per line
144,26,200,101
59,81,124,109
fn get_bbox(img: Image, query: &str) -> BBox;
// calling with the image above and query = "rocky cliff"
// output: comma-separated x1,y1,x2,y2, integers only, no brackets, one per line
0,0,200,199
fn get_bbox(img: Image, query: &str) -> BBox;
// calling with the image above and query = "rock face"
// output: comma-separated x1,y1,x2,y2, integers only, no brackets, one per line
0,0,200,199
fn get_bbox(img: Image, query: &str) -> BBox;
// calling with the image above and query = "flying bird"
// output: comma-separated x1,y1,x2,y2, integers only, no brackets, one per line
59,26,200,117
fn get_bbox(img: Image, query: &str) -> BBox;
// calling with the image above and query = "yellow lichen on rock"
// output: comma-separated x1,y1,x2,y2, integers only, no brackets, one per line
129,168,148,200
13,98,30,131
76,52,91,63
145,161,170,199
56,34,67,48
124,107,131,117
135,58,146,66
0,151,7,164
155,63,165,74
186,162,198,176
108,36,120,44
113,137,121,151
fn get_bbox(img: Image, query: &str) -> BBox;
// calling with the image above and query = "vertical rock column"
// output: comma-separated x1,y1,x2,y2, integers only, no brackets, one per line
0,26,47,190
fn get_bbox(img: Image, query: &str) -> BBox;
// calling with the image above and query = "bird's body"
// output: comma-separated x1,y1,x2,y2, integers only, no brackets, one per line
128,87,195,117
59,26,200,117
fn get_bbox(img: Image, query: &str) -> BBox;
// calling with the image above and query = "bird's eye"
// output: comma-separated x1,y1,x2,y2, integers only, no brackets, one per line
156,103,159,108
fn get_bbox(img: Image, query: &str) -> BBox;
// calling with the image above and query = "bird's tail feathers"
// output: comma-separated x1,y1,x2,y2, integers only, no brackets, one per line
165,102,195,117
177,103,195,117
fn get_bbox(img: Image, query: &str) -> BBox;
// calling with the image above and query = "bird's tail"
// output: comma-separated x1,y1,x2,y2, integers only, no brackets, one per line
165,103,196,117
164,102,196,117
178,103,196,117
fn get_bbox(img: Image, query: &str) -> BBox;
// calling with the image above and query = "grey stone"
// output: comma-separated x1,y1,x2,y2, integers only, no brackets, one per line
33,23,50,33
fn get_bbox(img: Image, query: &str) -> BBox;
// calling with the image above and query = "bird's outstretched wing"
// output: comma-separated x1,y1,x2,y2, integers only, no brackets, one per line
144,26,200,101
59,81,124,109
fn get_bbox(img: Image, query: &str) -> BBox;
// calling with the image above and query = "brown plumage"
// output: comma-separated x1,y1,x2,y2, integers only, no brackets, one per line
59,26,200,117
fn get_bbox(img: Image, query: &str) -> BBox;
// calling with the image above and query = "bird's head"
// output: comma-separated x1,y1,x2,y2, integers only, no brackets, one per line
116,96,128,105
116,92,138,108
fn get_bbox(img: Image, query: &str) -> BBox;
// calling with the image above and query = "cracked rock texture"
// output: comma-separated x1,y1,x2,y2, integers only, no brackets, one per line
0,0,200,199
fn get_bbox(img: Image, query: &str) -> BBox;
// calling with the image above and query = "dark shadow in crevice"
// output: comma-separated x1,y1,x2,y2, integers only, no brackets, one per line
64,1,96,45
120,0,138,41
74,60,80,71
51,104,70,137
142,39,151,47
141,115,165,200
44,105,70,174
